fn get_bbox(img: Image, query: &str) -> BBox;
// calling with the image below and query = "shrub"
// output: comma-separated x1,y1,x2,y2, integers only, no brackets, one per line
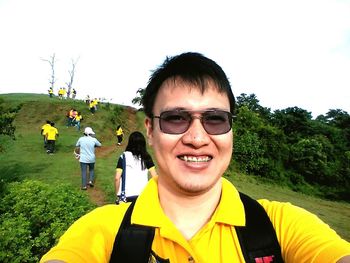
0,180,96,263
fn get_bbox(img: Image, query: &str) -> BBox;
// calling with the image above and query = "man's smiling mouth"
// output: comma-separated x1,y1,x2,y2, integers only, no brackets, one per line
178,156,212,162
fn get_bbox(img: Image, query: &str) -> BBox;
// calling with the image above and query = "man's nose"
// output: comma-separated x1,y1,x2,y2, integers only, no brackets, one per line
181,118,210,147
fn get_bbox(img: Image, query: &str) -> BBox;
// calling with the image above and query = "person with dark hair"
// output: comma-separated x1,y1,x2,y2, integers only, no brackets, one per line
41,52,350,263
115,125,124,146
75,127,101,190
41,120,51,148
73,111,83,131
45,122,58,154
114,131,157,203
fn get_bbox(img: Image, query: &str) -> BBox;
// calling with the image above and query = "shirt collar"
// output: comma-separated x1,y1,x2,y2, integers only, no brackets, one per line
131,177,246,227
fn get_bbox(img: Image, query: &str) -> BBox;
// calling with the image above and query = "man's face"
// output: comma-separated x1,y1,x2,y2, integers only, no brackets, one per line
145,79,233,196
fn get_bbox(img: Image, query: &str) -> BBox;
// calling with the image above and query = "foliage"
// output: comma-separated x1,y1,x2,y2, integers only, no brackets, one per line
233,93,350,201
109,104,126,126
0,98,20,140
0,180,95,263
132,88,145,107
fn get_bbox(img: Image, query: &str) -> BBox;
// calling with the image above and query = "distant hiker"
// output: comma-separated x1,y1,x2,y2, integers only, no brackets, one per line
75,127,101,190
45,122,59,154
85,95,90,105
48,87,54,98
73,112,83,131
89,100,95,114
66,108,74,127
115,125,124,146
115,131,157,204
92,98,99,111
41,120,51,148
58,88,64,99
62,88,67,99
72,88,77,99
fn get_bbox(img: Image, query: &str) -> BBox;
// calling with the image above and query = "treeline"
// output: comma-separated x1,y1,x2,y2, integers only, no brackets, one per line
232,93,350,201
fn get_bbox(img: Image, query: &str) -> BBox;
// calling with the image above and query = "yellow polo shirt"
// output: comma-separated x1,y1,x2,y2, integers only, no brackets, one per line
41,123,51,135
41,178,350,263
116,127,123,136
45,126,58,141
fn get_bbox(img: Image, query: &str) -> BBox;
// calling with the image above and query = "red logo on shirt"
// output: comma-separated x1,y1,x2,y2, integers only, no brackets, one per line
255,255,275,263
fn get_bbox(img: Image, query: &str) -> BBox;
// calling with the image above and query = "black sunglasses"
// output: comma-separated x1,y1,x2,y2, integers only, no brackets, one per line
152,110,233,135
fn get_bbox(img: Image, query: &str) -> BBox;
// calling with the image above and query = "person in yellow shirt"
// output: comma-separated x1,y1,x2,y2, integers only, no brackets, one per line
73,112,83,131
45,122,59,154
58,88,64,99
89,100,96,114
41,53,350,262
115,125,124,146
48,88,53,98
41,120,51,148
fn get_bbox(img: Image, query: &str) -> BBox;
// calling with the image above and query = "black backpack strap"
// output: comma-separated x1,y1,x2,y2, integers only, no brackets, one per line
109,200,155,263
235,192,284,263
110,192,283,263
121,153,126,193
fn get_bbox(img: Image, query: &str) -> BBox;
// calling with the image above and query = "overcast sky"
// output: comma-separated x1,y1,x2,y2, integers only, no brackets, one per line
0,0,349,118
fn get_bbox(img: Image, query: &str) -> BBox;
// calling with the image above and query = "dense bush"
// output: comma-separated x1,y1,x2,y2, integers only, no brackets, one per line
0,180,96,263
109,105,125,125
233,93,350,201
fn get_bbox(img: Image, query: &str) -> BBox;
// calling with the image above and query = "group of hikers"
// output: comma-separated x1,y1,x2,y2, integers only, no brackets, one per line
66,108,83,130
47,87,77,100
87,96,100,114
73,125,155,206
40,110,143,200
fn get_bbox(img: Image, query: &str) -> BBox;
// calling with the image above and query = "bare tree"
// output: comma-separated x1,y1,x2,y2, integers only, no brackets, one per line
65,57,79,98
41,53,57,91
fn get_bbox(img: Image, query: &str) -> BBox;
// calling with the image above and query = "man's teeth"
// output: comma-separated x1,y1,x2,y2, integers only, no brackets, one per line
181,156,211,162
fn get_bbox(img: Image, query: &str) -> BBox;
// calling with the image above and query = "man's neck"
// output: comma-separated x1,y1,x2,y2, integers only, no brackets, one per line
158,180,222,240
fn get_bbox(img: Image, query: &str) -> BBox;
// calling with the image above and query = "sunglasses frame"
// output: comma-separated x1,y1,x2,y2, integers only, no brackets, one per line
152,109,233,135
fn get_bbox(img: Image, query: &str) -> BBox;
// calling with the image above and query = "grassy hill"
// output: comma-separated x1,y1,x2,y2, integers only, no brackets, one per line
1,93,349,243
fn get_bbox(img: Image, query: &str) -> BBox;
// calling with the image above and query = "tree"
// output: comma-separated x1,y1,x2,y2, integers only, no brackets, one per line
236,93,271,120
132,88,145,107
233,105,286,179
65,57,79,98
0,98,16,140
41,54,57,91
289,138,330,185
272,107,313,142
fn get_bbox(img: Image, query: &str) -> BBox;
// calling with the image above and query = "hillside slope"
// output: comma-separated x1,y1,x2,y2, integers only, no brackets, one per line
0,93,139,205
1,93,349,241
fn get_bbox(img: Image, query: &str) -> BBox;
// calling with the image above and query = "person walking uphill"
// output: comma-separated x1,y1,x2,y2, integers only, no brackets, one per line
45,122,58,154
41,120,51,148
115,131,157,204
41,52,350,263
75,127,101,190
115,125,123,146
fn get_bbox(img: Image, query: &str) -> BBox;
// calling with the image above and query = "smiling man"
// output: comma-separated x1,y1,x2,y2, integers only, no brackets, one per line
41,52,350,263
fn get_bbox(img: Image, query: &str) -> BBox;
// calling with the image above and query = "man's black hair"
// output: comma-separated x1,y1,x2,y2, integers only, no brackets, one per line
142,52,235,117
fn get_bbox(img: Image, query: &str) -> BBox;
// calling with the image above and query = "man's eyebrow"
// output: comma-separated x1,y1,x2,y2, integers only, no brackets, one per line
160,107,228,112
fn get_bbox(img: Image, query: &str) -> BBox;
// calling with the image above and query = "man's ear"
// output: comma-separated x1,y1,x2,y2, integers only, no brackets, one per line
144,117,153,146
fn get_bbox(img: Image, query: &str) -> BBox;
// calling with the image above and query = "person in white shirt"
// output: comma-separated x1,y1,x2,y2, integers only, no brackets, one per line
115,131,157,203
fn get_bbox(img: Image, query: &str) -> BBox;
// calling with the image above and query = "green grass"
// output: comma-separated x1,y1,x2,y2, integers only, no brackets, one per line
1,93,349,242
225,172,350,241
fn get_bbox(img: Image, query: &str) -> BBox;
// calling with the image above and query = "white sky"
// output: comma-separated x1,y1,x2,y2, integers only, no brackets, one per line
0,0,349,118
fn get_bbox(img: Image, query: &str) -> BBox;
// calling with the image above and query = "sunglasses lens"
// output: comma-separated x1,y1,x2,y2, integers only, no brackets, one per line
159,111,191,134
157,110,232,135
202,111,232,135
